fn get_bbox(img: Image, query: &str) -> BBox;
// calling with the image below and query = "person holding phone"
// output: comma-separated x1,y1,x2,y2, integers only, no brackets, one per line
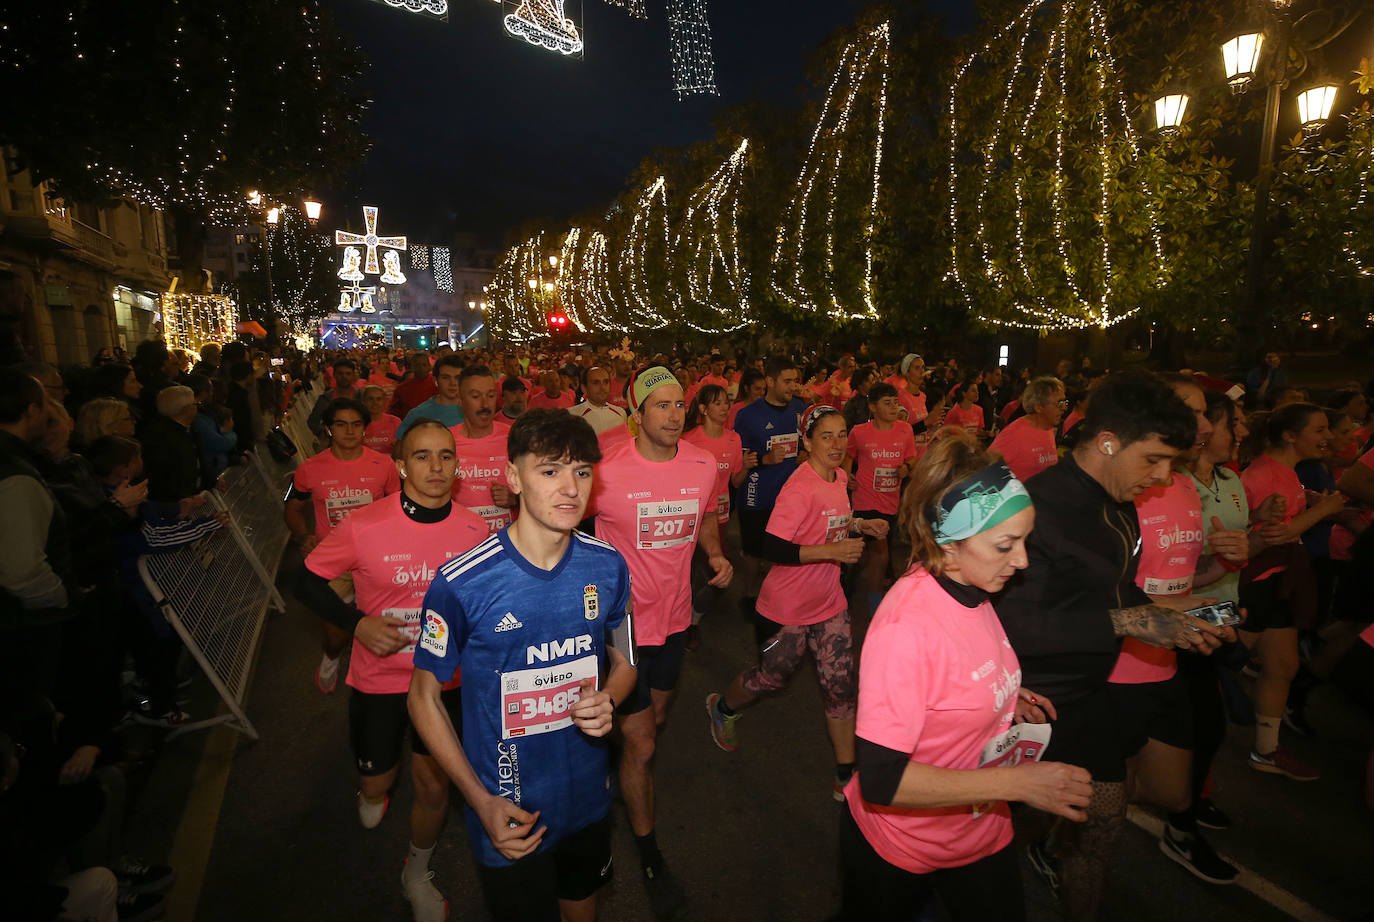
838,435,1088,921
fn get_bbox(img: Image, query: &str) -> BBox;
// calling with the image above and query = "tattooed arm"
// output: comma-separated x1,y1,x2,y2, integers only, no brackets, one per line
1108,604,1229,654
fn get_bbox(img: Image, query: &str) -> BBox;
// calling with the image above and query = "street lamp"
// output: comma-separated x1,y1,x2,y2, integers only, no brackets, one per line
527,278,539,290
265,207,280,225
1296,83,1339,132
543,282,555,293
468,300,477,309
303,197,323,224
549,256,559,268
247,190,262,206
1153,93,1190,134
1221,31,1264,93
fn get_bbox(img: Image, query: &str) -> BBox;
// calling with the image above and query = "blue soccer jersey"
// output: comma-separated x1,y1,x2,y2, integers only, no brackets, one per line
413,528,632,868
734,396,806,511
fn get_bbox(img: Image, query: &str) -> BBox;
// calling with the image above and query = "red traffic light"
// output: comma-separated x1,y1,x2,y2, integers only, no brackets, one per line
548,314,569,328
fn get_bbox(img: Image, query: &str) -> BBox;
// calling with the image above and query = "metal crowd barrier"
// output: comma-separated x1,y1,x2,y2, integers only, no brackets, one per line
136,381,325,740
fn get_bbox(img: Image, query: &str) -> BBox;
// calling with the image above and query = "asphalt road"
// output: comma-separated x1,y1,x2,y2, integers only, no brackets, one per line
123,546,1374,922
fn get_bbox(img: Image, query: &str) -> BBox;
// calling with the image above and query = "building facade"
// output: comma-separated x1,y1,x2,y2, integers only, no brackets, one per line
0,148,174,365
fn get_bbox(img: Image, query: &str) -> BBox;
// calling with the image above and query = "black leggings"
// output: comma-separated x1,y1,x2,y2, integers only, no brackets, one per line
838,806,1025,922
1178,651,1228,806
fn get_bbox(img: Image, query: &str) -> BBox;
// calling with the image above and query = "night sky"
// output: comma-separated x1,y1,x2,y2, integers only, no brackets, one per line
327,0,977,247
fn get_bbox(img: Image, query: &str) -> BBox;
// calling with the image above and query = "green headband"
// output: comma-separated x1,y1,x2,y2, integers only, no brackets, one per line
932,462,1031,545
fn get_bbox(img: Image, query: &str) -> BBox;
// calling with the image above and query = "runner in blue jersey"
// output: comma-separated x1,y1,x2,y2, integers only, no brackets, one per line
732,356,806,612
409,409,638,922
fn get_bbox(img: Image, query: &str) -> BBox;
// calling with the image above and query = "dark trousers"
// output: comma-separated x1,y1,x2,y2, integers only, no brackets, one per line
839,806,1025,922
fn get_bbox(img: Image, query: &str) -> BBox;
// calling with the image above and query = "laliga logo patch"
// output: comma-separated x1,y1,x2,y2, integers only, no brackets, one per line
583,584,599,621
421,610,448,656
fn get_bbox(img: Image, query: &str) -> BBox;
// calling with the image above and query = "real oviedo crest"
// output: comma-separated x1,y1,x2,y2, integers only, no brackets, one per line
583,584,599,621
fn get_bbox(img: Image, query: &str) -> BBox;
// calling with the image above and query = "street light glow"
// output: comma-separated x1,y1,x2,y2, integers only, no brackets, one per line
1296,84,1338,131
1154,94,1189,133
1221,32,1264,93
549,256,559,268
266,207,280,225
528,278,539,290
247,190,261,205
303,198,323,222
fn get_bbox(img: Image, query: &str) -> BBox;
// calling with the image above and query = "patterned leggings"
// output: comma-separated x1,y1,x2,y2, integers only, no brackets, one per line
741,610,857,720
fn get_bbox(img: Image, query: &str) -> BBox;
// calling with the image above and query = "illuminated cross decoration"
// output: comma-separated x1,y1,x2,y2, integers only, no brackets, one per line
334,205,407,276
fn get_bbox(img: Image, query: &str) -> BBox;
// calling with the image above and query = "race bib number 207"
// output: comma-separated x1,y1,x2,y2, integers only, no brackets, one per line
637,499,699,549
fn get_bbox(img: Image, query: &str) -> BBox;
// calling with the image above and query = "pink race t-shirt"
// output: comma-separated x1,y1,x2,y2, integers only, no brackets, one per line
527,389,576,410
363,414,402,456
726,399,755,431
943,404,985,432
1108,474,1203,684
292,448,401,538
845,567,1021,874
450,421,514,535
847,421,917,515
756,463,853,626
597,423,633,453
990,417,1058,482
1241,454,1307,526
1331,448,1374,560
896,388,928,424
305,495,487,694
682,427,743,524
590,438,719,645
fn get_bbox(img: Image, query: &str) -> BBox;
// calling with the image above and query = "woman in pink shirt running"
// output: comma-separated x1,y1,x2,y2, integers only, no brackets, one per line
840,434,1090,921
942,377,988,439
705,406,888,798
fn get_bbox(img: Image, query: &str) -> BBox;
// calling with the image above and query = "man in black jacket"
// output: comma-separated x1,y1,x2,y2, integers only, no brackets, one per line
996,372,1231,921
140,385,202,505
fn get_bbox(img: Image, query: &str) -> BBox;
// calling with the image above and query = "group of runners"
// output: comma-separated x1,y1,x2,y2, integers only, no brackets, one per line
281,348,1373,922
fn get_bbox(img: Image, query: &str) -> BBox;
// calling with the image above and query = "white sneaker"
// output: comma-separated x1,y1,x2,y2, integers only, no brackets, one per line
402,860,448,922
316,652,341,693
357,792,388,829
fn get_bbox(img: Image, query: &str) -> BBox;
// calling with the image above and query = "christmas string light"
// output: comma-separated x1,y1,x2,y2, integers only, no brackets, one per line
335,205,407,275
616,176,673,330
673,139,752,332
432,245,453,291
947,0,1168,331
770,22,889,322
601,0,647,19
411,245,430,270
161,293,238,352
667,0,719,99
371,0,449,19
502,0,584,57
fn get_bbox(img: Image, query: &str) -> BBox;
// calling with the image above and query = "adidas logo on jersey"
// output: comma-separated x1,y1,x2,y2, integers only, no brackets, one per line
764,422,775,430
495,612,524,633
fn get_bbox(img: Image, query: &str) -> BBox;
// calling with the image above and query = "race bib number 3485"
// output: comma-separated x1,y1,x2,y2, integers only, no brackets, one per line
501,654,598,740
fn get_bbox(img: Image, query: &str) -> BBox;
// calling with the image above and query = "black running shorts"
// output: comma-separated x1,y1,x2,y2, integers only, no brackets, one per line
1107,673,1195,756
738,507,772,559
348,686,462,776
1039,691,1128,783
1238,576,1295,632
476,814,614,920
617,629,688,715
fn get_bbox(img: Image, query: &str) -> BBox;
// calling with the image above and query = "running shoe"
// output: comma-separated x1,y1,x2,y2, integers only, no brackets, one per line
705,693,740,752
1159,824,1239,885
116,890,166,922
358,792,389,829
1026,838,1060,898
401,860,449,922
1194,799,1231,831
1283,706,1315,739
115,856,175,895
316,652,341,694
642,862,688,921
1249,746,1320,781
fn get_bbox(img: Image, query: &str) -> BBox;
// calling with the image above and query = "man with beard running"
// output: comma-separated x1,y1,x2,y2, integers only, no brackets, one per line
296,419,488,922
449,366,518,536
590,366,731,920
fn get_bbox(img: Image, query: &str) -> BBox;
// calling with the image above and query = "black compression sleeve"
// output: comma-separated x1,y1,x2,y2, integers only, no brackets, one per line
295,567,363,633
856,737,911,806
759,531,803,566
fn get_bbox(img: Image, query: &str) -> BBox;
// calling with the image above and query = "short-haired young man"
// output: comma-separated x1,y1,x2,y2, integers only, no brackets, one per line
409,410,637,922
995,372,1234,921
399,354,466,437
299,420,488,922
287,397,401,692
449,366,518,535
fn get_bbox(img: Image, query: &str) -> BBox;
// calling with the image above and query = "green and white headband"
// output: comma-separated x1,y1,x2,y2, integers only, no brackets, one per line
932,462,1031,545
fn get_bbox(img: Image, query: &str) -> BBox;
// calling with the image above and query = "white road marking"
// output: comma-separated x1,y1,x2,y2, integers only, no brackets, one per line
1126,806,1337,922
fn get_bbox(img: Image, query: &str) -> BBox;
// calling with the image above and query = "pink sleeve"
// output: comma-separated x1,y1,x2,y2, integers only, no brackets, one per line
856,619,927,753
764,480,808,542
901,426,917,461
846,431,859,460
305,514,358,580
1240,464,1270,513
728,433,743,476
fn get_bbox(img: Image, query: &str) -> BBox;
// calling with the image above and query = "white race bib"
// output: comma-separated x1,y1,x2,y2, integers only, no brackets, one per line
636,499,700,549
468,504,514,535
716,492,730,524
384,607,422,656
325,490,372,527
873,466,899,493
500,654,598,740
972,722,1051,818
826,513,852,544
767,432,799,460
1143,576,1193,596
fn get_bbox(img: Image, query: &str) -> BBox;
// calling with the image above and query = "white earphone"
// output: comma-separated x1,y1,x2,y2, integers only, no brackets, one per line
1103,442,1114,456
